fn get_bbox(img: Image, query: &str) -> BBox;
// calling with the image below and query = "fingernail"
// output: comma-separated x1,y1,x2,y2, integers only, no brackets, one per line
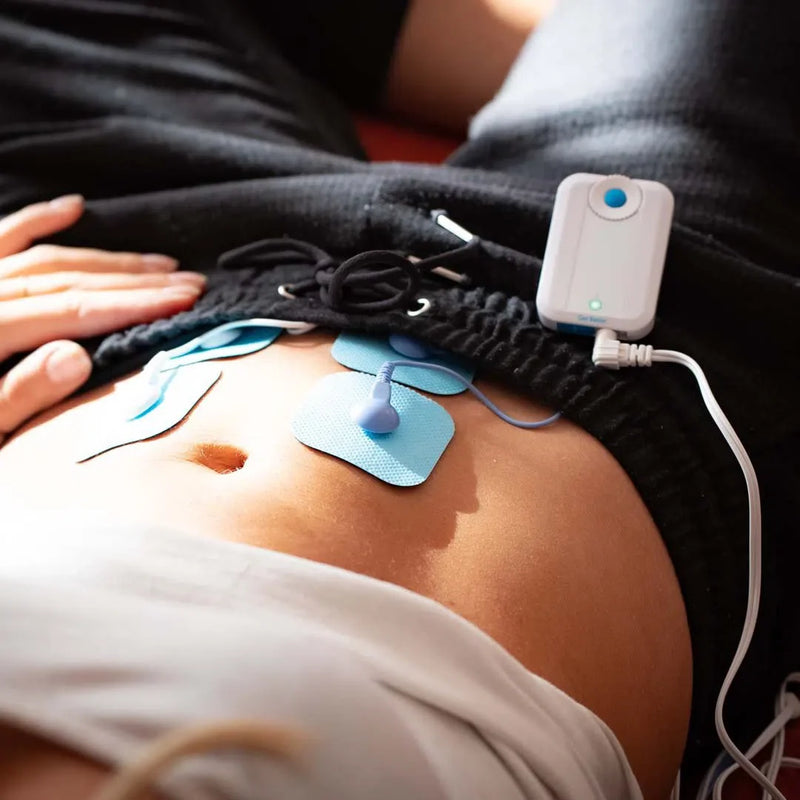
142,254,179,272
46,343,91,384
48,194,84,211
167,271,206,286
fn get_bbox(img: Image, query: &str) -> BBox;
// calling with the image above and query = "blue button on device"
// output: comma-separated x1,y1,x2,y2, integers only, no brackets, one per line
603,188,627,208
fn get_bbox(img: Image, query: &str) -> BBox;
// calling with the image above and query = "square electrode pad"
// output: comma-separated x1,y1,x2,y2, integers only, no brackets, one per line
292,372,454,486
331,333,474,395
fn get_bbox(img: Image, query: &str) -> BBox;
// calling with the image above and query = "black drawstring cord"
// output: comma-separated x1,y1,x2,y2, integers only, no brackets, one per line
317,250,421,312
217,238,336,273
217,236,483,314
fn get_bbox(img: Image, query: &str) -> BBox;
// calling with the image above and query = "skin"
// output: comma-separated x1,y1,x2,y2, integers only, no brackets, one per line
384,0,556,133
0,331,691,800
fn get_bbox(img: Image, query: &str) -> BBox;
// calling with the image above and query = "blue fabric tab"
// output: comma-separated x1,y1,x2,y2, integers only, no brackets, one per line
292,372,454,487
331,333,474,395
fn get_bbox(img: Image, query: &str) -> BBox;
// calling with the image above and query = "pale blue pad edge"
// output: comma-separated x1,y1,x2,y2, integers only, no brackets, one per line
292,372,454,487
76,363,222,462
331,333,474,395
166,327,282,369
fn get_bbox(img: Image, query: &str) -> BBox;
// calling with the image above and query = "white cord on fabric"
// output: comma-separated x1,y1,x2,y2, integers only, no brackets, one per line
773,758,800,770
89,720,305,800
593,329,797,800
698,673,800,800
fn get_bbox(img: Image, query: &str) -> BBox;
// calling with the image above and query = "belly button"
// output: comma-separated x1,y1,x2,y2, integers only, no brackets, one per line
188,442,249,474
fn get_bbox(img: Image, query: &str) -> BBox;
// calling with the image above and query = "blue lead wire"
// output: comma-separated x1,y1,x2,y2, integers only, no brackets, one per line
377,360,561,429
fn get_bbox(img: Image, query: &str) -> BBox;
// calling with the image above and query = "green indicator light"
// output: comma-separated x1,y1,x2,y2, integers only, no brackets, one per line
589,298,603,311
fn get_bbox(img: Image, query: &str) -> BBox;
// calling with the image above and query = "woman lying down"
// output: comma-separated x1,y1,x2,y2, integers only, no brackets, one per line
1,0,799,795
0,198,689,799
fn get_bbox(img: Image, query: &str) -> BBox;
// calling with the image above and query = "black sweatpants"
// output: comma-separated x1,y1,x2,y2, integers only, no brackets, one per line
1,0,798,766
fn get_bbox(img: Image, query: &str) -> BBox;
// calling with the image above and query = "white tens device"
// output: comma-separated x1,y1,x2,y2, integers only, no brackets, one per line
536,173,674,340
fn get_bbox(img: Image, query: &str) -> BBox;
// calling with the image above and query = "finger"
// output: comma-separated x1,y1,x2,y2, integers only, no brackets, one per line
0,195,85,259
0,270,206,301
0,285,203,362
0,340,92,438
0,244,178,279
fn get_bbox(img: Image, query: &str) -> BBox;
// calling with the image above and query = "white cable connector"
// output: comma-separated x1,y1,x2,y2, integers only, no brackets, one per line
592,328,653,369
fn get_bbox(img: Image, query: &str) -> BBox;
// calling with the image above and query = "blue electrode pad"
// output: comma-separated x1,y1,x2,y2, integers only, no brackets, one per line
292,372,454,486
331,332,474,395
166,325,282,369
76,362,222,462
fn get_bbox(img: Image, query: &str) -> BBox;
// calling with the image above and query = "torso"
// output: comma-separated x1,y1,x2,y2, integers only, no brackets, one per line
0,330,691,799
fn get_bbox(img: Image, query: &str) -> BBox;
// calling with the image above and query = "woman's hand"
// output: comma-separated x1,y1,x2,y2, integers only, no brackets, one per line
0,195,206,445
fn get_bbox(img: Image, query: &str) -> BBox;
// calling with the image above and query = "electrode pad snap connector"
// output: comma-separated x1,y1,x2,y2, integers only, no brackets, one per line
292,372,454,487
331,332,474,395
124,350,173,420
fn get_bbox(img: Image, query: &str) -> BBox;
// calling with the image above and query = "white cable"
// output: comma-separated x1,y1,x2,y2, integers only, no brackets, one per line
592,329,787,800
710,679,800,800
759,676,800,800
669,768,681,800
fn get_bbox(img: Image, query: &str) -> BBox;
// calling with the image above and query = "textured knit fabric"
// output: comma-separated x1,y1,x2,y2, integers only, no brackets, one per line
0,507,643,800
0,0,798,768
